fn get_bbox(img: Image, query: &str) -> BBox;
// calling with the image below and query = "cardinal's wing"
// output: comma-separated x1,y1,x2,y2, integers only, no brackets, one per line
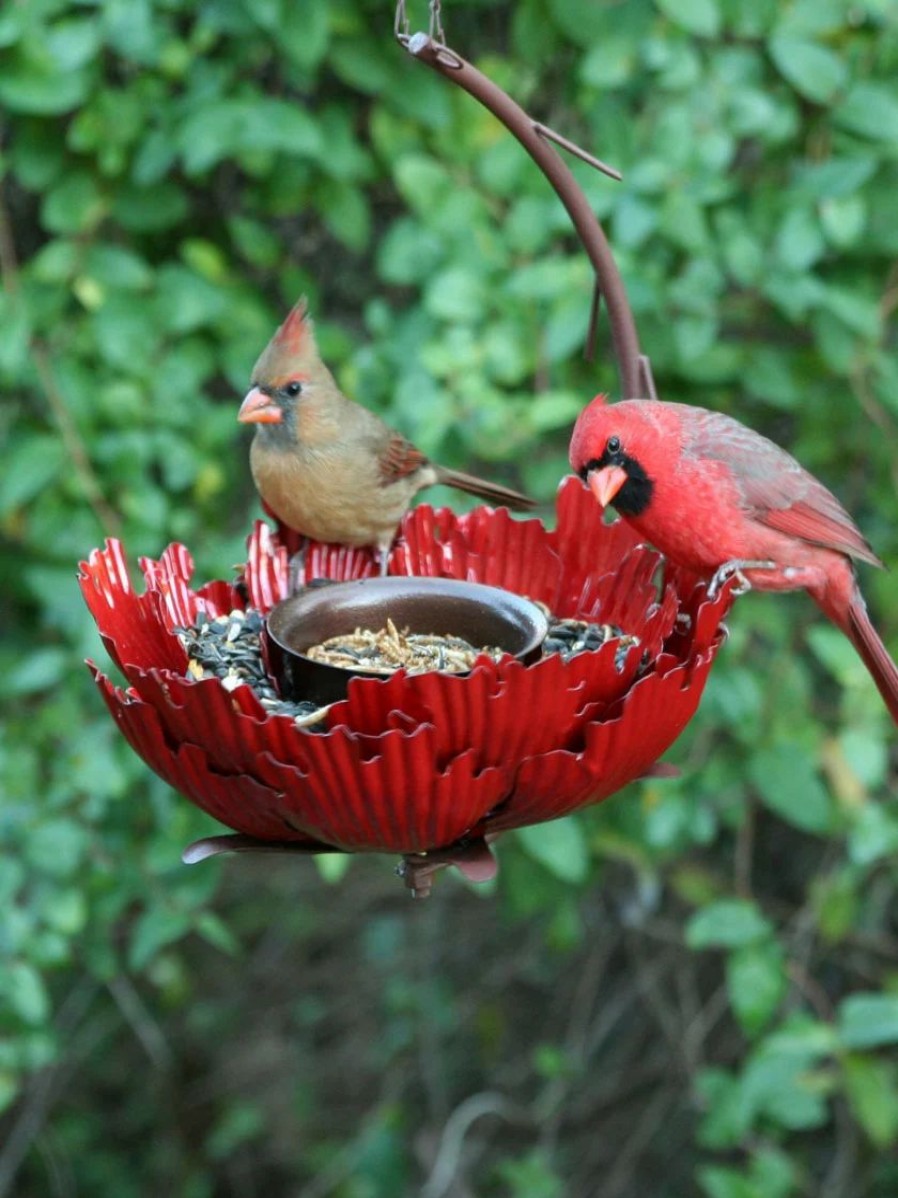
377,432,429,484
679,405,882,567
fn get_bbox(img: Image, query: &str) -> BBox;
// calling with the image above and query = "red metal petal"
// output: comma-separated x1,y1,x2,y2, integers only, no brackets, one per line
572,545,662,629
138,543,242,628
93,663,510,853
242,520,379,610
244,501,562,607
487,628,726,832
393,504,563,606
79,543,188,675
251,729,509,853
551,475,647,611
89,666,325,844
123,669,315,774
244,520,290,611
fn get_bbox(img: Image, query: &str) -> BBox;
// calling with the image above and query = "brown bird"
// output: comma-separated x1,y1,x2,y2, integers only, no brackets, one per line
238,298,537,574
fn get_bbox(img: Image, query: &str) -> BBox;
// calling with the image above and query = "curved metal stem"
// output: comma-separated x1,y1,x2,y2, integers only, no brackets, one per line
397,32,649,400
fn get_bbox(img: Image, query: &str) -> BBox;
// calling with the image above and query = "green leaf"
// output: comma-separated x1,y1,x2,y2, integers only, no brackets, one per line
768,37,847,104
727,939,787,1035
848,804,898,867
393,155,453,215
4,963,50,1025
423,266,487,323
25,817,89,877
548,0,618,46
315,854,352,884
696,1066,749,1149
697,1166,755,1198
812,868,859,942
838,994,898,1050
819,287,880,339
328,39,393,95
655,0,722,38
516,818,590,884
742,1020,834,1130
526,391,585,433
377,218,444,285
319,180,370,253
749,744,833,834
42,171,106,234
155,265,227,334
82,243,153,291
773,206,825,271
834,84,898,142
794,156,877,199
178,99,322,174
839,728,887,790
579,37,636,89
6,648,70,697
129,907,193,971
843,1055,898,1148
0,436,61,515
195,912,240,957
686,899,773,949
0,48,91,115
772,0,848,38
279,0,329,71
46,17,101,72
820,195,866,247
112,182,189,231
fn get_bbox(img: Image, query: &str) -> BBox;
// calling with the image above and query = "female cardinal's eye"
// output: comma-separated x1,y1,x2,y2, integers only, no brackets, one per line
607,435,621,454
284,381,303,398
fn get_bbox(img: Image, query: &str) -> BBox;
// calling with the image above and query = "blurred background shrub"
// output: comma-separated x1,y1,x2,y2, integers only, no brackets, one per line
1,0,897,1194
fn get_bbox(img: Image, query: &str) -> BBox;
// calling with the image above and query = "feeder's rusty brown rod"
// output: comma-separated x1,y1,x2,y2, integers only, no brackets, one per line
398,32,645,400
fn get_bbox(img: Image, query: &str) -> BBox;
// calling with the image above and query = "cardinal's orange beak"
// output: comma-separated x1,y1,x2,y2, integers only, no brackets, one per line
238,386,282,424
586,465,627,509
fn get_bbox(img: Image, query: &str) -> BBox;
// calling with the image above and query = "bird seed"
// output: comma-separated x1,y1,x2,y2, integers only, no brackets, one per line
305,618,505,674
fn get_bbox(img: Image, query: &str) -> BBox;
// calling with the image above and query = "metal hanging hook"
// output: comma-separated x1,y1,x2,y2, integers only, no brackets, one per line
394,0,409,40
428,0,446,44
394,27,648,399
395,0,447,46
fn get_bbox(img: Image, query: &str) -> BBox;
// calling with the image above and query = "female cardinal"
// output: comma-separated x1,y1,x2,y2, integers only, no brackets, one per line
239,298,537,574
569,394,898,725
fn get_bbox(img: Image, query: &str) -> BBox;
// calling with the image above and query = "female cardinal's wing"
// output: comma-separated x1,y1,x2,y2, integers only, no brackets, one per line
680,405,882,567
378,432,430,484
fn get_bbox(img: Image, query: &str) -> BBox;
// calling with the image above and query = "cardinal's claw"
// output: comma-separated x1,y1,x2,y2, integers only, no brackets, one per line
708,559,776,600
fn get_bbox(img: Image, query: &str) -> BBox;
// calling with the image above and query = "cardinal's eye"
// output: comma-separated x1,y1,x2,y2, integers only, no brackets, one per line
606,435,621,455
284,381,303,398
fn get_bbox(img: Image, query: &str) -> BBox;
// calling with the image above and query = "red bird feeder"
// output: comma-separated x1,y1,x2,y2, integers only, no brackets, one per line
79,8,735,894
81,483,733,894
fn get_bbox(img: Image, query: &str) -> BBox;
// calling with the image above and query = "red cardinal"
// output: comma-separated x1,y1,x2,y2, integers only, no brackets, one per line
238,298,536,574
569,394,898,725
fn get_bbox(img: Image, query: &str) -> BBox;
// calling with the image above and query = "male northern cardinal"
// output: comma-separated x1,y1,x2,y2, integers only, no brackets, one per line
569,394,898,725
238,298,536,574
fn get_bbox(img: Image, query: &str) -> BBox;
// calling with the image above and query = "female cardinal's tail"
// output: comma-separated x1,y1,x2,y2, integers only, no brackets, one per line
434,467,538,513
844,589,898,726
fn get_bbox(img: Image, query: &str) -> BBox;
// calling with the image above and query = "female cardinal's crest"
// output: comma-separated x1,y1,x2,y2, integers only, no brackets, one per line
274,297,312,354
252,296,320,386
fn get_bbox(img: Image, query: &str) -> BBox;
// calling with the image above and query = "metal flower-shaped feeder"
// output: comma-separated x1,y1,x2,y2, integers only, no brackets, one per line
80,4,735,895
81,483,734,896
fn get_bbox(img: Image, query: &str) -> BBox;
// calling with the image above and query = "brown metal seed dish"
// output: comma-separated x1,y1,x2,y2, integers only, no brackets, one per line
264,577,549,705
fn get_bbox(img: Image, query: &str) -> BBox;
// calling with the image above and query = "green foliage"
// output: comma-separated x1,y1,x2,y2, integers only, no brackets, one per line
2,0,898,1194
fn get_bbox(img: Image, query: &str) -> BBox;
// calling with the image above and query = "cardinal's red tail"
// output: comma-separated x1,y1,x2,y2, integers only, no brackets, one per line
844,589,898,727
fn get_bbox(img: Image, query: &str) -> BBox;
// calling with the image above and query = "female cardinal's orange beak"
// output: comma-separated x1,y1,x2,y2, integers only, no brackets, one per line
586,465,627,509
238,387,282,424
